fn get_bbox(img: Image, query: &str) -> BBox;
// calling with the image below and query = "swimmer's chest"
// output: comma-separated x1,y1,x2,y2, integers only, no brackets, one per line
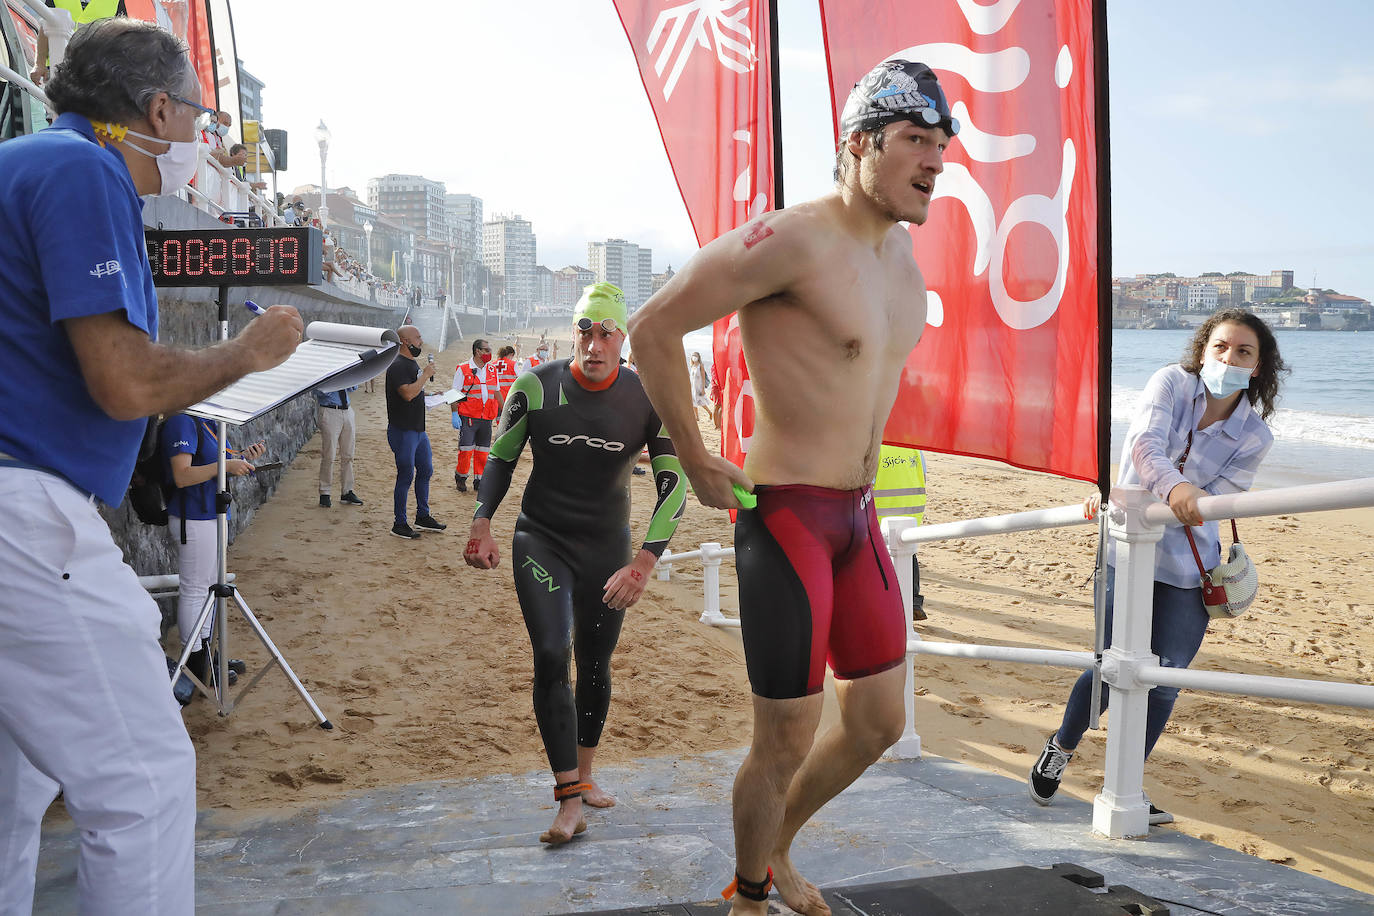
525,377,650,468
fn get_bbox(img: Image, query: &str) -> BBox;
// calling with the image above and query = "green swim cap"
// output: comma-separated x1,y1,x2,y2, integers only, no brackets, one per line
573,282,628,331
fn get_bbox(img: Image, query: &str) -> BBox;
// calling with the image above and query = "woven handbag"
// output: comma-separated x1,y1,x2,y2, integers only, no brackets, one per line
1184,520,1258,619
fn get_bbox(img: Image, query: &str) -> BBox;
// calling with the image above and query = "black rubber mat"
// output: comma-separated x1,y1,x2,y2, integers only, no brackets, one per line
572,862,1169,915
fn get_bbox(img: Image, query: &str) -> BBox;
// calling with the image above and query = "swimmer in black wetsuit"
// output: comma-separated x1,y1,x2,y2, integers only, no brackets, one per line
464,282,687,846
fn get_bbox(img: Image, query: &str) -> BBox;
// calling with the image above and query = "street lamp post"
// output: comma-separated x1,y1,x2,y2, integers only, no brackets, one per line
449,246,458,307
363,220,373,274
314,120,331,228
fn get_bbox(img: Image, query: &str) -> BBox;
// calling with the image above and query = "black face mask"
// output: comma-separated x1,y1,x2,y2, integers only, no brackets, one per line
408,344,422,357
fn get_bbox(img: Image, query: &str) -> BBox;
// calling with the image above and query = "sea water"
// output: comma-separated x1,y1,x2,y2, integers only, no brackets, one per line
682,327,1374,487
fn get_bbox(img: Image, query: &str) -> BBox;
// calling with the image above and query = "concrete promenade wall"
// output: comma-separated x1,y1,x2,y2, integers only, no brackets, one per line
104,199,405,578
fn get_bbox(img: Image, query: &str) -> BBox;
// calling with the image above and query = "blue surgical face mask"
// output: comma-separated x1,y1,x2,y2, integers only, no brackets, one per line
1199,354,1254,398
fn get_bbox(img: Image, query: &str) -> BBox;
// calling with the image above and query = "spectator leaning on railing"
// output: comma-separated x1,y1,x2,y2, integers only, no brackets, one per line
29,0,128,85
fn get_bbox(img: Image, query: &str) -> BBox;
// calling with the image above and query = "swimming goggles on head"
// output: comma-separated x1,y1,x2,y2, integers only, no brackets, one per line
906,106,960,136
576,317,620,333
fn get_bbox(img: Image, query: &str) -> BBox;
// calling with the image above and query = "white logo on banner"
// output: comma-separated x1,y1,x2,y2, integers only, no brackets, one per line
647,0,756,101
892,25,1078,331
731,129,768,217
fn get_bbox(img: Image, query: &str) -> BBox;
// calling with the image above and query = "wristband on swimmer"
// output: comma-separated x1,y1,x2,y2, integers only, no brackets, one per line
733,483,757,510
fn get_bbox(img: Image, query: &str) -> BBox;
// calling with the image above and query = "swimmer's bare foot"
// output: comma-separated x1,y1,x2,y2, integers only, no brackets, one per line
538,800,587,846
581,779,616,808
770,852,830,915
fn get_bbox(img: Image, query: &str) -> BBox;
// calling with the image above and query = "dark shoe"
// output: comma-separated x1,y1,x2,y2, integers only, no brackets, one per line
212,653,246,680
1147,798,1174,825
414,514,447,531
472,477,481,491
455,473,467,493
391,522,422,539
339,491,364,506
173,672,194,706
632,466,647,476
1029,734,1073,805
319,494,332,508
912,600,927,622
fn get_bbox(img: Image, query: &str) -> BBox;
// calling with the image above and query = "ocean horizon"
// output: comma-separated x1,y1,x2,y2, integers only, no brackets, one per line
681,327,1373,489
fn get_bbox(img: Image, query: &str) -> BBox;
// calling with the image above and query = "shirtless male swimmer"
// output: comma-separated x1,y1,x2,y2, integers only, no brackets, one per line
629,59,957,916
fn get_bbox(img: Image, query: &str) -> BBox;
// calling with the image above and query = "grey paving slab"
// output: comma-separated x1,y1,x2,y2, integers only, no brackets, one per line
30,749,1374,916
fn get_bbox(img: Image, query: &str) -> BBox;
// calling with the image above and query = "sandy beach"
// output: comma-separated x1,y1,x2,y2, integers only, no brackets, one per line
171,332,1374,895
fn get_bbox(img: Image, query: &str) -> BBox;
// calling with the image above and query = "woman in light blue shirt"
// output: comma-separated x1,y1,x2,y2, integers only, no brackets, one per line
1029,309,1287,823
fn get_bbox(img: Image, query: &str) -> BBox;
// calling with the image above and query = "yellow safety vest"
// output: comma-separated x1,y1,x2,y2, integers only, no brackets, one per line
52,0,123,23
873,444,926,525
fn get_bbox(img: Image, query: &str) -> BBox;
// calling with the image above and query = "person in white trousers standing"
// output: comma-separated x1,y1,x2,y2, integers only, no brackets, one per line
0,19,303,914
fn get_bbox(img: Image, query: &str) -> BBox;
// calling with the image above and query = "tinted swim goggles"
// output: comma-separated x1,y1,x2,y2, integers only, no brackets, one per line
906,106,960,136
576,317,620,333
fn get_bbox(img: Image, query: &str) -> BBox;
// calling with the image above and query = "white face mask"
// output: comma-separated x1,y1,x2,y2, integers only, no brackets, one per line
101,123,201,195
1199,354,1254,399
214,123,229,137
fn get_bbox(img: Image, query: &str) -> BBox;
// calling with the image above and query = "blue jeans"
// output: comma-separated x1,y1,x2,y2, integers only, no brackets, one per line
387,428,432,525
1056,570,1209,759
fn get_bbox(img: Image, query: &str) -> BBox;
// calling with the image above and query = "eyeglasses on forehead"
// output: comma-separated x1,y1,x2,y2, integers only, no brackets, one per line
576,317,619,333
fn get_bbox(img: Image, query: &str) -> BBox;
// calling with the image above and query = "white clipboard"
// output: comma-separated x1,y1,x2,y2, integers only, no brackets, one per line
188,322,400,425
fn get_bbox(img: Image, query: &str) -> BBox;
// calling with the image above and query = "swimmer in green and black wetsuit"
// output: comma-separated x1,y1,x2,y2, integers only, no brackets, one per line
463,282,687,846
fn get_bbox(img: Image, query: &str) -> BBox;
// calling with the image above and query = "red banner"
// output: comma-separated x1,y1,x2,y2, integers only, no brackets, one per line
821,1,1102,484
124,0,217,110
611,0,775,470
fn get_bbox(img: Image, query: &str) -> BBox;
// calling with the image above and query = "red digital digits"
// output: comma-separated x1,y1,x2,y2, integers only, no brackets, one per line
464,538,481,556
279,236,299,274
207,236,228,276
161,239,181,275
153,230,306,282
629,570,642,582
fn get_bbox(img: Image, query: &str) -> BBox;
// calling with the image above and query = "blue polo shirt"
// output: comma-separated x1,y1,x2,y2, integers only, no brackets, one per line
160,414,222,521
0,113,159,505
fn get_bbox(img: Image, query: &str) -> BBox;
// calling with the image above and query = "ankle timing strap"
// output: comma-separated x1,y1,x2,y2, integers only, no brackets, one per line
553,780,589,802
722,868,773,902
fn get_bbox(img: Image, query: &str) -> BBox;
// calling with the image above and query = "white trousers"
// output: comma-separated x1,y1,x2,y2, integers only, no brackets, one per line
170,517,218,651
317,405,356,495
0,469,196,915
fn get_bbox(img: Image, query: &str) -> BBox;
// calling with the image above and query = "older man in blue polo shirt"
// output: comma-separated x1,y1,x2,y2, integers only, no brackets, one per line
0,20,303,915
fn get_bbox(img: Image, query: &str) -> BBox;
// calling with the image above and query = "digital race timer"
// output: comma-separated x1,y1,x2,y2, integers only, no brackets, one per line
145,227,323,287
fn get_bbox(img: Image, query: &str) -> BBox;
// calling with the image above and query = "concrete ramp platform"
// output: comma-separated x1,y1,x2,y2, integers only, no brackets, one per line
32,749,1372,915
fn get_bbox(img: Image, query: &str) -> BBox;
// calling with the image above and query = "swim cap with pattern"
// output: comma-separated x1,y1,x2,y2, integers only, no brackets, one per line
839,59,959,138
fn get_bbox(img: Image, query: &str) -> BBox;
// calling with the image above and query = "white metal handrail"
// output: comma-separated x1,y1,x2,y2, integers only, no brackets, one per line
0,59,50,113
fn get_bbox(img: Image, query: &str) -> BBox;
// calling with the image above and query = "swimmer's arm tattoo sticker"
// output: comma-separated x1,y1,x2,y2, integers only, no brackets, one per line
742,221,773,249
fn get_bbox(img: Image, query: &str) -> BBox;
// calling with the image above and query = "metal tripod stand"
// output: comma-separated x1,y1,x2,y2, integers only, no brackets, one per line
169,285,331,729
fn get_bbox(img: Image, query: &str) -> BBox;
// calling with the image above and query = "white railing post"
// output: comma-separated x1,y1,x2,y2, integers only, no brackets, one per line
30,2,74,69
655,549,672,581
697,542,726,626
882,517,922,759
1092,484,1162,839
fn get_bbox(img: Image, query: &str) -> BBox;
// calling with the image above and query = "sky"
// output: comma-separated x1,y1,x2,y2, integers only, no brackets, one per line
230,0,1374,302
